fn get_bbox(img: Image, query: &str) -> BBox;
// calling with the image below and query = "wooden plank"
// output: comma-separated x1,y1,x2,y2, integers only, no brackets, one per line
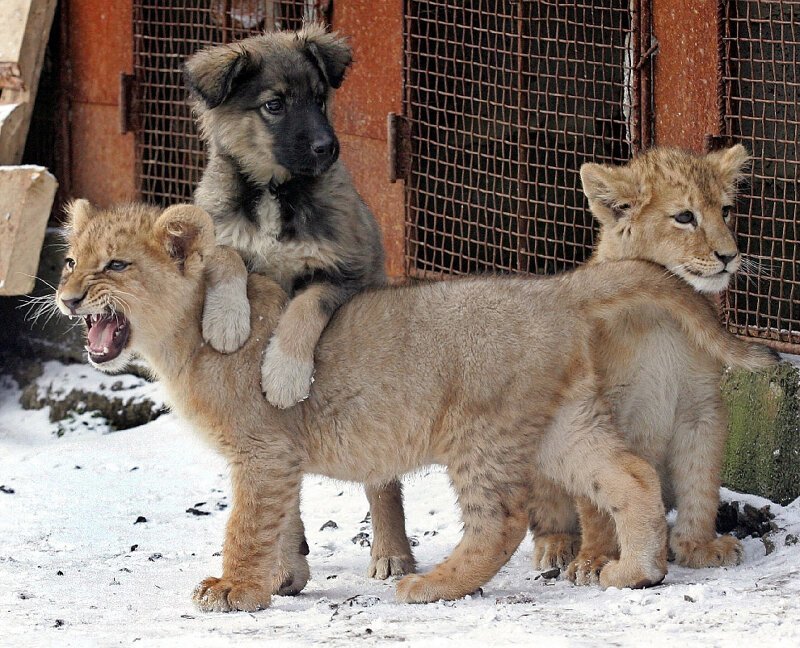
0,0,58,164
0,165,58,295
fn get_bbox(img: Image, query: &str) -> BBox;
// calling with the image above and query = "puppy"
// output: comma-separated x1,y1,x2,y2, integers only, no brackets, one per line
184,24,413,581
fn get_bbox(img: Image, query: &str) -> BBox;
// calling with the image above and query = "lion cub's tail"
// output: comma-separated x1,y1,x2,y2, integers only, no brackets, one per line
580,261,780,371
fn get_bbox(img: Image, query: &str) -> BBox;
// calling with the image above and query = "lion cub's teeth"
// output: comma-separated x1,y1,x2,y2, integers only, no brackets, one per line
102,346,109,354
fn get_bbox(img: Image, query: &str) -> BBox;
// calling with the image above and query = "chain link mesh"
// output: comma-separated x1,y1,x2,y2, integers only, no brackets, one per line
721,0,800,350
404,0,646,277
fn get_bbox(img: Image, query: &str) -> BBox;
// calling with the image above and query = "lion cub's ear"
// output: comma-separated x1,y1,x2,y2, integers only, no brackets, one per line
298,24,353,89
706,144,750,189
155,205,216,271
184,43,253,109
65,199,95,233
580,163,640,226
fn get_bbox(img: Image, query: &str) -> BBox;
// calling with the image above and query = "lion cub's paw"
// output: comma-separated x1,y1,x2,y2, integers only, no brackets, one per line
533,533,580,571
275,558,311,596
193,576,271,612
671,534,743,568
597,559,666,590
396,574,450,603
261,338,314,409
368,554,417,580
202,286,251,353
566,553,611,586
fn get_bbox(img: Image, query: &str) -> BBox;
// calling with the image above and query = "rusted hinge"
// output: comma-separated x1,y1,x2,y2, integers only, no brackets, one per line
387,112,411,183
119,73,137,134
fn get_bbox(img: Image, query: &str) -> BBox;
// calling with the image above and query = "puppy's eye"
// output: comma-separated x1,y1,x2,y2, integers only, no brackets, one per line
722,205,733,222
105,260,130,272
673,210,697,226
265,98,284,114
64,257,75,271
316,95,326,110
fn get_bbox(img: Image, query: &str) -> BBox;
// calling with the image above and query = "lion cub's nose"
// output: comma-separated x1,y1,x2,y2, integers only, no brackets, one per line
61,293,86,313
715,252,738,266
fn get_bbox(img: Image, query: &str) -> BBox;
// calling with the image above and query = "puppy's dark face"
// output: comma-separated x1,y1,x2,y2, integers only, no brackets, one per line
185,26,352,180
250,61,340,176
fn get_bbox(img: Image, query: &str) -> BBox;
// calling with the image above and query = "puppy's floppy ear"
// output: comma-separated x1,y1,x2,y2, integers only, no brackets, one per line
154,205,216,271
580,162,640,227
184,43,253,109
65,199,95,233
706,143,750,189
298,23,353,89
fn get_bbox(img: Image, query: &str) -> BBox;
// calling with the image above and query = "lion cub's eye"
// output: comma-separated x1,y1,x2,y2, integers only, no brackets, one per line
722,205,733,222
105,260,130,272
64,257,75,271
673,210,697,226
264,98,284,114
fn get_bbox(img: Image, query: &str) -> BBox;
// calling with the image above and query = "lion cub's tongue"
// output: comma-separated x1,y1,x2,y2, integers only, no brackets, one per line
87,315,121,353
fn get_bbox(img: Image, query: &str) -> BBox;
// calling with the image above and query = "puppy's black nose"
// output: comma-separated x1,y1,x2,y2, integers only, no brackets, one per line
715,251,737,266
311,136,335,157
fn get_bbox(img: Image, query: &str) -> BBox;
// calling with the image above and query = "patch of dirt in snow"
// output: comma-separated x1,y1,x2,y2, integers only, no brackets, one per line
2,363,800,647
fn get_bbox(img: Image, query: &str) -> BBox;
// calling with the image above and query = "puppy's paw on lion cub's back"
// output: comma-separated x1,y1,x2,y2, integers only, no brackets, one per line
202,246,251,353
260,336,315,409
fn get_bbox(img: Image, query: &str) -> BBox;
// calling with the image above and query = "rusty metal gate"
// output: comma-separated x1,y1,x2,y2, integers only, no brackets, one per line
721,0,800,351
130,1,799,352
132,1,324,206
403,0,652,277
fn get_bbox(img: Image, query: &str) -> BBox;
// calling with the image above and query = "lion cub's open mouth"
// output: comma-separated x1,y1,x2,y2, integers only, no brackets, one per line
84,313,130,363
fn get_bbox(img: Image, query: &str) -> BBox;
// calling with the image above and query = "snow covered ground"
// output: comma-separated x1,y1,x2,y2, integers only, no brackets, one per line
2,361,800,647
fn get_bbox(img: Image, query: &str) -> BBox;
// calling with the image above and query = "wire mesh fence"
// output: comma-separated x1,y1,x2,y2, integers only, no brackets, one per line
132,0,322,206
721,0,800,351
131,1,798,351
403,0,649,277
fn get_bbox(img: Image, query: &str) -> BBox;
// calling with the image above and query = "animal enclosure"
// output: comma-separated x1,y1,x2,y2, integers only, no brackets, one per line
126,0,798,350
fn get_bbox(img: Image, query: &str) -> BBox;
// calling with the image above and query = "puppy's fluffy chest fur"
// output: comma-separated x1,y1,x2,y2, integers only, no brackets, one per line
214,194,340,289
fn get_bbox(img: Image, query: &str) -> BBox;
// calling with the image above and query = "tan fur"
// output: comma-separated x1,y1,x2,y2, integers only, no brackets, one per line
54,203,773,610
530,146,778,577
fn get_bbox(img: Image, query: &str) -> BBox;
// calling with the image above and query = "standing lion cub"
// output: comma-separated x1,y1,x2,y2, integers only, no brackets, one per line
56,201,776,611
530,145,772,582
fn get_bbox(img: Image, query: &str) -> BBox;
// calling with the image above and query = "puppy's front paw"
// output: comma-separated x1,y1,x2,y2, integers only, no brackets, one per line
193,576,271,612
202,285,251,353
261,338,314,409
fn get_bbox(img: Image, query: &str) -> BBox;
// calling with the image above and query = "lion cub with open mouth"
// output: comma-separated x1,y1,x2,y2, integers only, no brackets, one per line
56,201,775,612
